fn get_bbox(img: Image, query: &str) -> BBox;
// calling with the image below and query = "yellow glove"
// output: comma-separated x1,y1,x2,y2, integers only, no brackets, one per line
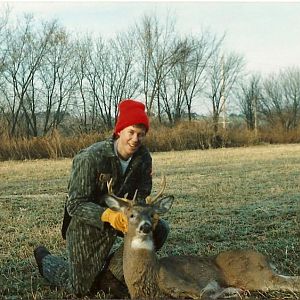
101,208,128,234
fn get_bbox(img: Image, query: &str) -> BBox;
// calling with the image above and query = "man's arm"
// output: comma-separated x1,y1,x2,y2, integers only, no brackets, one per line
67,151,106,229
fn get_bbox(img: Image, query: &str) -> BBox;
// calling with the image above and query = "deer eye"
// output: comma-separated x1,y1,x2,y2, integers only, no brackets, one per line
130,213,135,219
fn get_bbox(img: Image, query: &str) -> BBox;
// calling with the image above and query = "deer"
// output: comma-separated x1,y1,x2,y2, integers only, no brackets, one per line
104,177,300,299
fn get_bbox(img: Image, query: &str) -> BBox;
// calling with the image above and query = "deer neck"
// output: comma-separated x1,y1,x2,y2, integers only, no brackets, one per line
123,232,158,269
123,233,161,298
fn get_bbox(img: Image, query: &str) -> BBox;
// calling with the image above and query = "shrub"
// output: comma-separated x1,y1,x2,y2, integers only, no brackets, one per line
0,122,299,161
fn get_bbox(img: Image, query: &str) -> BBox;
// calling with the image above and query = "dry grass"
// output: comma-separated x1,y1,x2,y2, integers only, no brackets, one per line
1,122,300,160
0,144,300,299
0,130,105,160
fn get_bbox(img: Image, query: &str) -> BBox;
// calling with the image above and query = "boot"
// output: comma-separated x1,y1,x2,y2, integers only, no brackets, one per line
33,245,51,276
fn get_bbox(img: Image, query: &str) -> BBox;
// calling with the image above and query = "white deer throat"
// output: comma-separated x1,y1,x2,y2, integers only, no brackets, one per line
131,236,154,251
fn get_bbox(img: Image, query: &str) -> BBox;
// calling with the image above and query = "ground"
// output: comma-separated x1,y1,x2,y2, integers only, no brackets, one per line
0,144,299,299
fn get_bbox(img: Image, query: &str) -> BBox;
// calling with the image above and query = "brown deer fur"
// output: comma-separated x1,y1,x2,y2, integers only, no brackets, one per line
104,191,300,299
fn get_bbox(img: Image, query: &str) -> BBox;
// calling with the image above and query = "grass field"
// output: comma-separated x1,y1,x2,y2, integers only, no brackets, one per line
0,144,299,299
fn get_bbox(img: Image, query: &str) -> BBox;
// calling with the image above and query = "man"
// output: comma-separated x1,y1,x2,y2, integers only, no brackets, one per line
33,99,169,297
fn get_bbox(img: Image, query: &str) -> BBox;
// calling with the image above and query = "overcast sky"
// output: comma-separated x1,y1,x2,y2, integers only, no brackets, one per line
2,1,300,76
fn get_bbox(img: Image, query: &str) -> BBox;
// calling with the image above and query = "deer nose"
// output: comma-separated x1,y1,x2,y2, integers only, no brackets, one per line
140,222,152,234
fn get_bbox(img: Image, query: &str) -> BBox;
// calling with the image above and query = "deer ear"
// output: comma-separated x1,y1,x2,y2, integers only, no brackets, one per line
104,195,130,211
104,195,121,210
153,196,174,214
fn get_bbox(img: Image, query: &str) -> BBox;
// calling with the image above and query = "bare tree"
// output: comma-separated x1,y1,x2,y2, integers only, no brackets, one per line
160,33,223,123
108,32,140,121
0,5,10,134
260,67,300,131
77,32,138,131
35,26,78,136
73,36,96,133
0,3,11,99
0,15,57,137
160,64,186,124
238,73,262,132
135,14,187,118
0,3,10,45
206,50,245,138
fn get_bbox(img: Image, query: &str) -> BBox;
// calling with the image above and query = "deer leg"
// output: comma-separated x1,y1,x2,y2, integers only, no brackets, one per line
210,287,245,299
261,274,300,292
200,281,244,299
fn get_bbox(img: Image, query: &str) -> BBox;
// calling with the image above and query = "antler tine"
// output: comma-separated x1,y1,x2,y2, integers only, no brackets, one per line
146,175,166,205
132,189,138,203
107,178,114,194
106,178,131,204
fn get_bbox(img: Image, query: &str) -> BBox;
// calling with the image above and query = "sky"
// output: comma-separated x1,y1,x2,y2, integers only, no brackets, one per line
1,1,300,76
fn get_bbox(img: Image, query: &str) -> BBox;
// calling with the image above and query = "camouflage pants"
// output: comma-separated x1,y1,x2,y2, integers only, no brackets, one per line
42,216,169,296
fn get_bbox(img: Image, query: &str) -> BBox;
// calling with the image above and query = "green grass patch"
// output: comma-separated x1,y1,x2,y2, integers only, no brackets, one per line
1,144,300,299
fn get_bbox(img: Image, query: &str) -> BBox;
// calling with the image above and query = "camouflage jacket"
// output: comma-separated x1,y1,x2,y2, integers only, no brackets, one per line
61,136,152,238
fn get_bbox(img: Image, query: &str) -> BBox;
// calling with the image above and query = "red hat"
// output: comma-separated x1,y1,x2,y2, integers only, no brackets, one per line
114,99,149,134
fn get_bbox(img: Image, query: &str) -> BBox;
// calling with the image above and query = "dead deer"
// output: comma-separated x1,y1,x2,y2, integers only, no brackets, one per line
104,177,300,299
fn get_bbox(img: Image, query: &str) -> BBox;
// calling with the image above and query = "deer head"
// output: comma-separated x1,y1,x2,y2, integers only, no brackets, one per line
104,176,174,240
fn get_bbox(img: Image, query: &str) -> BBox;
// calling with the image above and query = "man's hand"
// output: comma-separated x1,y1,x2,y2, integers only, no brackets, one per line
101,208,128,234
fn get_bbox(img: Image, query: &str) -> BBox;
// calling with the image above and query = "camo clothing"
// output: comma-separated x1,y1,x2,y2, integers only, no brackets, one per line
42,136,157,296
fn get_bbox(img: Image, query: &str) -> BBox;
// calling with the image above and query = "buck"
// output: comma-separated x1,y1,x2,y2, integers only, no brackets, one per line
104,177,300,299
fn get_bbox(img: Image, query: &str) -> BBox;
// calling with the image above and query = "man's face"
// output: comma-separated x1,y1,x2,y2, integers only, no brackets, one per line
117,125,146,160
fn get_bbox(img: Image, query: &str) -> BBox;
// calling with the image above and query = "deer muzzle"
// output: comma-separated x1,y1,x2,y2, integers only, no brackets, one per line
139,222,152,234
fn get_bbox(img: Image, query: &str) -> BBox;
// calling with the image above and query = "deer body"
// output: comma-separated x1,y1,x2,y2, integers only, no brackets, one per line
104,179,300,299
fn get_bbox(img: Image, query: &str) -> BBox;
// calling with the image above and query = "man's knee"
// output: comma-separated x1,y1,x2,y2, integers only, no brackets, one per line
153,218,169,250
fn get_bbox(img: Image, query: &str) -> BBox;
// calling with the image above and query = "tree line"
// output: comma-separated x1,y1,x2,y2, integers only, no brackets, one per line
0,8,299,140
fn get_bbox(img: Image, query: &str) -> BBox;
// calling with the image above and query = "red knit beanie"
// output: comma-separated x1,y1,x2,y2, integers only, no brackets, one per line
114,99,149,135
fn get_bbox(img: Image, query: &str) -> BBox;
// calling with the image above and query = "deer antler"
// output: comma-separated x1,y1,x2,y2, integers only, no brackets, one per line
107,178,137,204
146,176,166,205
